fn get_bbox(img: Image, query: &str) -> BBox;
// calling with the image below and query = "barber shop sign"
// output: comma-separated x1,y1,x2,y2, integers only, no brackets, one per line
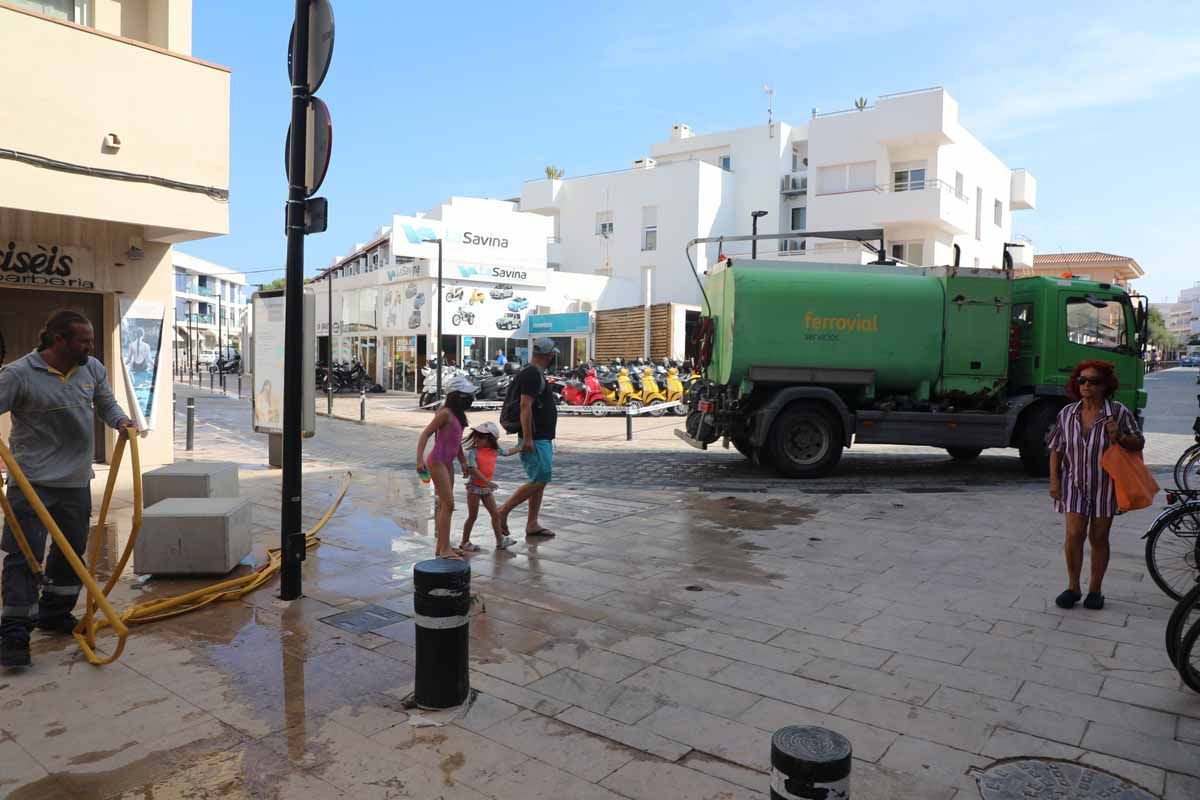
0,241,95,289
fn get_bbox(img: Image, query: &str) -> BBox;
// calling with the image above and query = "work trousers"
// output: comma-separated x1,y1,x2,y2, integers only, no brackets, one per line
1,483,91,642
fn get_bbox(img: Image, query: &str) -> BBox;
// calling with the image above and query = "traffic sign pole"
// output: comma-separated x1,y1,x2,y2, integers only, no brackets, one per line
281,0,312,601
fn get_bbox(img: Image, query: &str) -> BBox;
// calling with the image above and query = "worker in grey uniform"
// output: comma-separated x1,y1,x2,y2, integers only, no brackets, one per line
0,309,134,668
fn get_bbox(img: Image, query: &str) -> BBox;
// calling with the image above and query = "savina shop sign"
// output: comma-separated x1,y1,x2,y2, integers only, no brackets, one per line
0,242,95,289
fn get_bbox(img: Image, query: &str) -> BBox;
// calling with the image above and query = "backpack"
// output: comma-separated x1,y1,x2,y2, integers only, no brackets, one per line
500,365,544,434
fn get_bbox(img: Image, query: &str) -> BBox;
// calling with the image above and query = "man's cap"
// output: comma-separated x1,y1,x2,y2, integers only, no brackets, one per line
444,375,478,395
532,337,559,356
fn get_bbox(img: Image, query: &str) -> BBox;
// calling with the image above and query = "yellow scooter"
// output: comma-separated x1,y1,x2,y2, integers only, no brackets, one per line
601,367,641,411
641,367,669,416
665,367,688,416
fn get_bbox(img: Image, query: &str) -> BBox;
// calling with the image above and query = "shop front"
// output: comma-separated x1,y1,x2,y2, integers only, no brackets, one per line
529,312,592,367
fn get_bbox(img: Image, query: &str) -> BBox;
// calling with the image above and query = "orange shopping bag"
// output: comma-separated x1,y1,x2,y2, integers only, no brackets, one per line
1100,445,1159,512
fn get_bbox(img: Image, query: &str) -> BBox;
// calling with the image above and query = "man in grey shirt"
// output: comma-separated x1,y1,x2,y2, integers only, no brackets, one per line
1,309,134,668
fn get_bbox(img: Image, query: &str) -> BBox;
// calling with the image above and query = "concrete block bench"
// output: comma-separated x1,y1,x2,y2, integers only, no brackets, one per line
134,497,252,576
142,461,239,509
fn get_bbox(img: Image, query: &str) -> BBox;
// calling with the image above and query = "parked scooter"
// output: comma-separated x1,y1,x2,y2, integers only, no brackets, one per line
598,367,641,411
563,369,610,415
665,366,687,415
640,366,668,416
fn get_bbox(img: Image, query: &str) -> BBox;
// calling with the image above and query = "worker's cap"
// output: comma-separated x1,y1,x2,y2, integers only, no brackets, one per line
531,337,560,356
471,421,501,438
444,375,478,395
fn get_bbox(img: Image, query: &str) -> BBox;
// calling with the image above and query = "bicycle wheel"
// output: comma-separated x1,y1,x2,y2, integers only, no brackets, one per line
1177,444,1200,491
1144,504,1200,601
1177,615,1200,693
1167,583,1200,667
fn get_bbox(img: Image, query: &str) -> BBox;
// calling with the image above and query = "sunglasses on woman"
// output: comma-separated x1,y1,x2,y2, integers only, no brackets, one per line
1075,376,1104,386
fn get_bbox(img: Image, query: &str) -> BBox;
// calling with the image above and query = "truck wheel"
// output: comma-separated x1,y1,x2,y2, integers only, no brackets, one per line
765,402,843,478
946,447,982,461
732,437,754,459
1017,402,1060,477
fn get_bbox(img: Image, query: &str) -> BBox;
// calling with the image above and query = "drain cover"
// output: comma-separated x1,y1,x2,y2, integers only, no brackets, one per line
978,759,1156,800
320,604,408,634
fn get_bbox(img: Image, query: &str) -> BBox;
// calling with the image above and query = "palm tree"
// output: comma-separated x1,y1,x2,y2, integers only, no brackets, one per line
545,165,565,180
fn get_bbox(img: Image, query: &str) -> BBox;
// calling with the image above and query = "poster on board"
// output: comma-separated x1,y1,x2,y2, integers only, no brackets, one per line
118,298,165,431
251,290,316,435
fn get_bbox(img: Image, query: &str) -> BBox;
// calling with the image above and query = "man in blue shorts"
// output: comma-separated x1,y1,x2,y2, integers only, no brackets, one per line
498,337,557,539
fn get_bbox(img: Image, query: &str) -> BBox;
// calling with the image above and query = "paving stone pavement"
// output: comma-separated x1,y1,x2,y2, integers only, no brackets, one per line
0,379,1197,799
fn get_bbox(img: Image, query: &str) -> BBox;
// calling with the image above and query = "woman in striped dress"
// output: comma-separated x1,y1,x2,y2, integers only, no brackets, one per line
1046,360,1144,610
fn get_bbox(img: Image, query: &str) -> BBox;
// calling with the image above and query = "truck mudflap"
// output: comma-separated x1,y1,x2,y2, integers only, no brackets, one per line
674,429,709,450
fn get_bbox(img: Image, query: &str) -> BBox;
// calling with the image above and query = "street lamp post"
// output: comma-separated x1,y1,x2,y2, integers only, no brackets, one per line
187,299,195,381
217,289,224,390
423,238,443,400
751,210,768,259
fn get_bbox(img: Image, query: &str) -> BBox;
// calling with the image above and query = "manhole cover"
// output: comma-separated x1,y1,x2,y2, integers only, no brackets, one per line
320,604,408,634
978,759,1156,800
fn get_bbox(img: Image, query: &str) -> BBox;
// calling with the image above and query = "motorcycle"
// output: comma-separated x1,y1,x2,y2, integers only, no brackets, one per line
446,286,464,302
452,306,476,326
209,352,241,374
562,369,610,415
665,367,688,415
640,366,668,416
599,367,641,411
469,364,511,401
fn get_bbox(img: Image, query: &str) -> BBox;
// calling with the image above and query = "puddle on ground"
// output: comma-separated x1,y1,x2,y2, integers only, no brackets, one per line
685,494,817,532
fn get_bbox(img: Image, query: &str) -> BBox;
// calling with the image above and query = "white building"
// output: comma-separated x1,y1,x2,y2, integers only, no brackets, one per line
173,251,247,367
520,87,1036,308
313,197,608,391
1178,283,1200,358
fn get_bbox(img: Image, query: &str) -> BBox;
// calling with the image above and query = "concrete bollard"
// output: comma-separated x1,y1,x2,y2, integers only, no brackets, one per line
770,726,852,800
186,397,195,451
413,558,471,709
209,371,214,391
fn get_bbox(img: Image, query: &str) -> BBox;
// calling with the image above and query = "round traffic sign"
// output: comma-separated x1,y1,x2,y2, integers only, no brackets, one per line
284,96,333,197
288,0,335,94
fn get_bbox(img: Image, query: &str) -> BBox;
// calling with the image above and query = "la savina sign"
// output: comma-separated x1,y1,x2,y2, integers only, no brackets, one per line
0,242,95,289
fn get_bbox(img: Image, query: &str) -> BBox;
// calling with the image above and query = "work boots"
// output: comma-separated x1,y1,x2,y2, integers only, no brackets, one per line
0,638,31,668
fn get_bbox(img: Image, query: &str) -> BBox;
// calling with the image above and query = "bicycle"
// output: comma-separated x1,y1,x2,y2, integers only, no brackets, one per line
1172,396,1199,491
1143,491,1200,601
1167,583,1200,667
1177,609,1200,693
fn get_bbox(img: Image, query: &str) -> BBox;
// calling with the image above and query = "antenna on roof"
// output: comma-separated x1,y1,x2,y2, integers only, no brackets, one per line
764,84,775,138
854,97,868,111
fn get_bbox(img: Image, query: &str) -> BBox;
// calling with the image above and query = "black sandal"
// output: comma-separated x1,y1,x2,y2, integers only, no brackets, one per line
1055,589,1082,609
1083,592,1104,610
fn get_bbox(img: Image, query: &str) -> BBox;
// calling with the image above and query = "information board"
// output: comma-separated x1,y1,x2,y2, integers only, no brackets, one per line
252,289,316,435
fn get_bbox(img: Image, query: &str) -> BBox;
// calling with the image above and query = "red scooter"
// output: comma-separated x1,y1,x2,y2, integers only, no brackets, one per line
562,369,610,416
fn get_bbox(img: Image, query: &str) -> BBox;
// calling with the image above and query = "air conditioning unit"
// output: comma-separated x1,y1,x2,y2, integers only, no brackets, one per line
671,124,693,140
632,158,657,170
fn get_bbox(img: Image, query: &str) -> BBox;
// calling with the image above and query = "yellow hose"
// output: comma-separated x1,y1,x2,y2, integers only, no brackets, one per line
1,428,352,666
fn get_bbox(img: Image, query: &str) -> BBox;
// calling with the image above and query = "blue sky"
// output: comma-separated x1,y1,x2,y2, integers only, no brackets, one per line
184,0,1200,302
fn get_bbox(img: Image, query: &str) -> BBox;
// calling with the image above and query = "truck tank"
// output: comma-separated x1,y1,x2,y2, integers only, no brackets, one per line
705,261,1011,401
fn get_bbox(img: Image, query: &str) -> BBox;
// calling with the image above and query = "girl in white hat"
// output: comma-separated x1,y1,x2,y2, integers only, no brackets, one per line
458,421,518,552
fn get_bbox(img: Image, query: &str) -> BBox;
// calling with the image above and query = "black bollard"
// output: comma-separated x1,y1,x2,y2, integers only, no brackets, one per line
359,390,366,422
186,397,195,451
626,408,633,441
412,558,471,709
771,726,852,800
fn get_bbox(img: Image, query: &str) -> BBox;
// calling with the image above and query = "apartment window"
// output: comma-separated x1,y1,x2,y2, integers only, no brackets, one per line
641,206,657,251
596,210,614,236
892,162,927,192
791,149,807,172
10,0,81,22
994,199,1003,226
975,187,983,240
890,241,924,265
719,155,732,171
955,171,964,198
816,161,875,195
790,206,807,231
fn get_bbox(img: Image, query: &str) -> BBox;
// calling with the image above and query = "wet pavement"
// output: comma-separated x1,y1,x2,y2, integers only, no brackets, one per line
1,378,1199,799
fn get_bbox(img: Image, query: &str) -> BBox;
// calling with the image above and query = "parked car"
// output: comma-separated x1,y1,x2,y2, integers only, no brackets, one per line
1181,355,1200,367
507,297,528,312
490,284,513,300
197,349,217,366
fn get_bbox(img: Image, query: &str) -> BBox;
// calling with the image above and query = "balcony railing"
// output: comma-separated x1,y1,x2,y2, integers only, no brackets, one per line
182,314,216,325
884,177,967,202
780,172,808,195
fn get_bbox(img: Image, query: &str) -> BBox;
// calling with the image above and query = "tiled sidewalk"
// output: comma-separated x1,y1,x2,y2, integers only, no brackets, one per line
1,390,1198,799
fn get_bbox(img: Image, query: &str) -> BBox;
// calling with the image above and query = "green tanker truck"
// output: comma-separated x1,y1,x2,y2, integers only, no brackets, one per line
677,229,1148,478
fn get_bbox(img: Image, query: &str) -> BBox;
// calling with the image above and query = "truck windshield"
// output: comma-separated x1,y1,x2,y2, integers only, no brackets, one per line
1065,297,1129,351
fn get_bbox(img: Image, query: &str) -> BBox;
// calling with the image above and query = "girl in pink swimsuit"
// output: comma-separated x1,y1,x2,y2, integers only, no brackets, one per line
416,376,477,559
